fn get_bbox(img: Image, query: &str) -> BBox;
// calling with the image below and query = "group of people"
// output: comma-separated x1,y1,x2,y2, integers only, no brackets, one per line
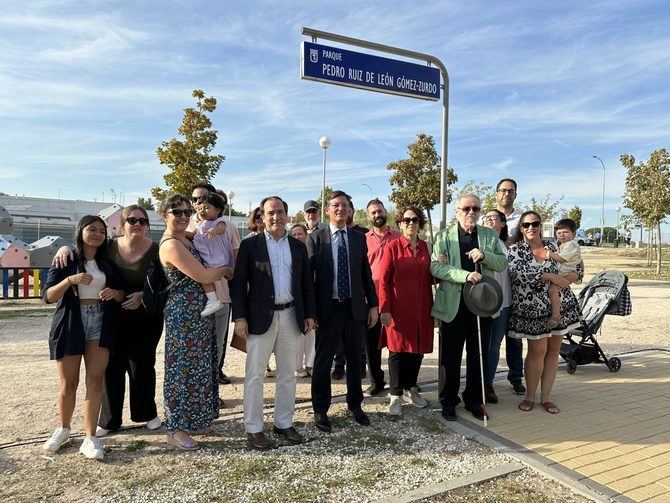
41,177,584,457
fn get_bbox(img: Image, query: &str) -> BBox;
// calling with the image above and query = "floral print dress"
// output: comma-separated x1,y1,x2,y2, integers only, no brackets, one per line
507,240,582,340
163,243,219,432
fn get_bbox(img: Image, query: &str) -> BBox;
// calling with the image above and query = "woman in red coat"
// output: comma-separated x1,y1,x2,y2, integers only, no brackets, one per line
379,205,434,416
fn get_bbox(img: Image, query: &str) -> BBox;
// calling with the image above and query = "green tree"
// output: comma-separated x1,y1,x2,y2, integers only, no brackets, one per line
151,90,225,201
621,148,670,274
314,185,333,212
563,206,582,228
387,132,458,241
527,194,565,223
137,197,155,211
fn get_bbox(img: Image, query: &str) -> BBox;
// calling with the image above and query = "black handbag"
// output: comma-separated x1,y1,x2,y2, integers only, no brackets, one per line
141,259,172,317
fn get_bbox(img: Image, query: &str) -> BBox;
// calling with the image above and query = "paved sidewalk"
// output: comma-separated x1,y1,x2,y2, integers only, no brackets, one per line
431,350,670,502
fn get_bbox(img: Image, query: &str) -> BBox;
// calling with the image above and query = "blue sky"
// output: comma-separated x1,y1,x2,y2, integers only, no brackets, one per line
1,1,669,234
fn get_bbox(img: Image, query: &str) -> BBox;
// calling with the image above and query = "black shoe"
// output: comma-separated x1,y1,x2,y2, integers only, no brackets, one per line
484,384,498,404
464,403,488,421
364,382,386,397
314,413,332,433
441,404,457,421
511,381,526,395
331,365,345,380
218,371,231,385
349,408,371,426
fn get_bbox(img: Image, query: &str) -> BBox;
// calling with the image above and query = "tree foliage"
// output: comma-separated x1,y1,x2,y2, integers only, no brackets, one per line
137,197,155,211
151,90,225,201
563,206,582,228
387,132,458,240
314,185,334,212
527,194,565,223
621,148,670,273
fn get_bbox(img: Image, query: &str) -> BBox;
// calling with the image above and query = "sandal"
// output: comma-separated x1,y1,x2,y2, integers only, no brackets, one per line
541,402,560,414
166,432,199,450
546,316,560,329
518,399,534,412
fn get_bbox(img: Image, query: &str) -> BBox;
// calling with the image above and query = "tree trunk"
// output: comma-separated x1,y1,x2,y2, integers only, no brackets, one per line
647,228,653,266
426,207,435,244
657,222,663,274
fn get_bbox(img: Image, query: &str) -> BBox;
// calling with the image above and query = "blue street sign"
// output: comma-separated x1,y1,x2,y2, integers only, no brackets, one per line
301,41,440,101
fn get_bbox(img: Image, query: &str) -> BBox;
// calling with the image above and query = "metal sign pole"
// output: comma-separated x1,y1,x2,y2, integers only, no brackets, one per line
301,26,450,406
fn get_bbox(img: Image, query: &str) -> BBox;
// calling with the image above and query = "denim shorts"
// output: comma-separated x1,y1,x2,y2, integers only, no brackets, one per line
80,304,103,342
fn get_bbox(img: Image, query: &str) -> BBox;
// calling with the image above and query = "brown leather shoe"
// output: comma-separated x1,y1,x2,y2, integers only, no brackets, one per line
273,425,303,445
484,384,498,404
247,432,271,451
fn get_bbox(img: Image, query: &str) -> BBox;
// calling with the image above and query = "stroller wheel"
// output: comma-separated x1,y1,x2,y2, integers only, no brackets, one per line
567,359,577,374
608,357,622,372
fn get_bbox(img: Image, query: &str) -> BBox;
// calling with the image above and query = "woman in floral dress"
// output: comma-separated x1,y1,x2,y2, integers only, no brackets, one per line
507,211,582,415
158,195,232,450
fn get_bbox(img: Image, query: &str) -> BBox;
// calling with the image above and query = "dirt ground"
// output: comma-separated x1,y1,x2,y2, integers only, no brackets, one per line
0,247,667,500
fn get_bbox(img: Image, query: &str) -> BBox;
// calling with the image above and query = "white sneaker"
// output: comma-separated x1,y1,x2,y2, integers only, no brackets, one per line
95,426,110,438
405,387,429,408
388,395,402,416
79,436,104,460
201,300,224,317
295,368,309,378
146,416,162,430
43,427,71,452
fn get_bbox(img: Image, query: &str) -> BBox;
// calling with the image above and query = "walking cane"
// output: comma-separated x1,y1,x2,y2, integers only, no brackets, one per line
474,262,488,427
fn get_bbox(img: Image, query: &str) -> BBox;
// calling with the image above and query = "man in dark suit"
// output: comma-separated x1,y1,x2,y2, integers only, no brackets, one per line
307,190,379,432
231,196,316,450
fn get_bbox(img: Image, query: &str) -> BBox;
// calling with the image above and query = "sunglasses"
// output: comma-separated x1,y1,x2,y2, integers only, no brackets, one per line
521,221,541,229
254,214,262,220
458,206,481,214
401,217,419,225
305,209,318,214
191,196,201,203
125,217,149,226
168,209,192,218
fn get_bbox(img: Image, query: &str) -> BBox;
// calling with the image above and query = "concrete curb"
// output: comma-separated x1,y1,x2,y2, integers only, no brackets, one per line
377,460,526,503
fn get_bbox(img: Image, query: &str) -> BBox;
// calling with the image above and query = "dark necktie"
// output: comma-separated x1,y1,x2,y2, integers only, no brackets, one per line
337,230,350,300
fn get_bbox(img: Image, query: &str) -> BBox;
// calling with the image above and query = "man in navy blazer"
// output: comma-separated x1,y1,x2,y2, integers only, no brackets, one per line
307,190,378,432
231,196,316,450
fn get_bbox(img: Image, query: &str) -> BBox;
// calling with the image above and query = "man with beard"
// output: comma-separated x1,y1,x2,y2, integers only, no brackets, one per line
363,199,401,395
494,178,522,244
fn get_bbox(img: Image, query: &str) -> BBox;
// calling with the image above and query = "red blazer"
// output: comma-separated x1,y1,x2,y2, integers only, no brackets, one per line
378,236,434,354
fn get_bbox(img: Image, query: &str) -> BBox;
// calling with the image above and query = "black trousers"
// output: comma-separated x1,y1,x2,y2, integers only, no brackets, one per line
216,305,231,372
312,300,365,414
99,310,162,430
333,338,367,370
388,351,422,395
439,301,491,408
363,320,385,386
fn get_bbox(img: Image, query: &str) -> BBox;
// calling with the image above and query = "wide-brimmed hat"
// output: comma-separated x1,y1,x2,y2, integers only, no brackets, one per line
463,275,503,317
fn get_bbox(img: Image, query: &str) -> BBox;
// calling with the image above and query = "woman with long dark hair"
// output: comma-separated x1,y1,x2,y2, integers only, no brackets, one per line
507,211,582,414
96,205,164,436
43,216,125,460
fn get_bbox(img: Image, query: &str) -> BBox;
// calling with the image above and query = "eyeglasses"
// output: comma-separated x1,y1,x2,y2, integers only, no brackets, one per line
167,209,192,218
125,217,149,226
496,188,516,195
254,214,262,220
401,217,419,225
458,206,481,214
482,215,499,222
521,221,541,229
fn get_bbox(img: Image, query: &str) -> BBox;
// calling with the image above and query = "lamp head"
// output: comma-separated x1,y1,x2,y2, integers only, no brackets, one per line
319,136,332,149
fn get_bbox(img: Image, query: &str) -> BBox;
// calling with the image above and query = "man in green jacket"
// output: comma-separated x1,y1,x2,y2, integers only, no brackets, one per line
431,194,507,421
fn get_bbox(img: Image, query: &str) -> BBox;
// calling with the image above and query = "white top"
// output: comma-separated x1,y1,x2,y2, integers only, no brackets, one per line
493,239,512,309
557,240,581,273
77,260,106,300
329,223,352,300
504,208,523,242
264,230,293,304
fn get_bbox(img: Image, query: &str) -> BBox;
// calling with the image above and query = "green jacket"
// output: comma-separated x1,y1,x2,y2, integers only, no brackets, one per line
430,224,507,323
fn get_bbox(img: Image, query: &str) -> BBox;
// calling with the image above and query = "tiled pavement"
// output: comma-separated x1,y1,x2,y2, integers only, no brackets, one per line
431,350,670,502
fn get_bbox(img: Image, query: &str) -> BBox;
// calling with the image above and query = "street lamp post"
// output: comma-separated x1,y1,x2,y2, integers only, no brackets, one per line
615,206,621,243
227,190,235,221
319,136,331,222
593,156,605,246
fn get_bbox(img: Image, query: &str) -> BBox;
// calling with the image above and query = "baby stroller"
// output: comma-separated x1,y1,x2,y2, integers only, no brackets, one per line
560,270,632,374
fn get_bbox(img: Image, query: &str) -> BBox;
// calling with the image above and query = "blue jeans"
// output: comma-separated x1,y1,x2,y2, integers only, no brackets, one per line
80,304,103,342
485,306,523,385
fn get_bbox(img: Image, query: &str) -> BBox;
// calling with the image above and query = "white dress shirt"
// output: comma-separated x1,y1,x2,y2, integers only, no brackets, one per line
329,223,352,300
264,230,293,304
